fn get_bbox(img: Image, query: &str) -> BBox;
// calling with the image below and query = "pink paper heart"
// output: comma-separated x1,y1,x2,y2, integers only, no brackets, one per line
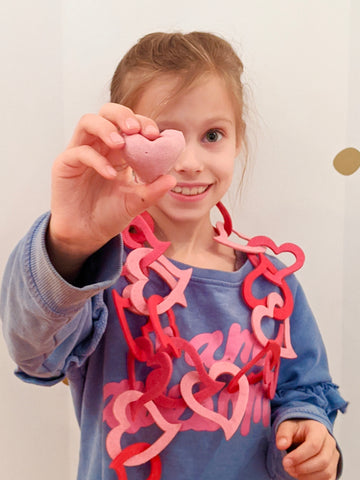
213,221,266,254
251,292,297,359
154,337,225,409
122,247,192,315
180,361,249,440
123,129,185,183
106,389,181,466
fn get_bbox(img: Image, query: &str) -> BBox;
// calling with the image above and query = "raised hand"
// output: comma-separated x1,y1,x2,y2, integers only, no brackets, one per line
47,103,176,280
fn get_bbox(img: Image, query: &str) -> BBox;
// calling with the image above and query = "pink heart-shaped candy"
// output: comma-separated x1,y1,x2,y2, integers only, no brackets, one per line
123,129,185,183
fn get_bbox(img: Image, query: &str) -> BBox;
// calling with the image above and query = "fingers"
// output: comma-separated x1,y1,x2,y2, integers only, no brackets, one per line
135,114,160,139
284,446,339,480
54,145,121,180
69,112,126,150
276,420,297,451
99,103,160,138
123,174,177,220
68,104,160,152
277,420,339,480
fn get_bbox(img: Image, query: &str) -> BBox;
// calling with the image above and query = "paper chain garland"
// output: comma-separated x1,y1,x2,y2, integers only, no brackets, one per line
108,202,305,479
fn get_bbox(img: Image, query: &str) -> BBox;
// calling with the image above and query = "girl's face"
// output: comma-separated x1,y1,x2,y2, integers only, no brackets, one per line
133,73,241,228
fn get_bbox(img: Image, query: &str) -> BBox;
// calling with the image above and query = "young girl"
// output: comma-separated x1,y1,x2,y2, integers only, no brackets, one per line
1,32,347,480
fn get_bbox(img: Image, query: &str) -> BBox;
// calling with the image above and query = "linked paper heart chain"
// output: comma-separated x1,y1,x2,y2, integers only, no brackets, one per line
106,202,304,479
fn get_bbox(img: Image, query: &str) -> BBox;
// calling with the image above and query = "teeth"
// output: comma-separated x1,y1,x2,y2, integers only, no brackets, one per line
172,185,208,196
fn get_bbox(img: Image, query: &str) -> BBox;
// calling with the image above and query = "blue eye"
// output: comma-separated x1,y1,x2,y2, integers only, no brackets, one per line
204,129,223,143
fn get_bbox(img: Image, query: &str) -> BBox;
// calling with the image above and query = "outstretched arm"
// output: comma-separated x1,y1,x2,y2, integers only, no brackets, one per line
1,103,176,379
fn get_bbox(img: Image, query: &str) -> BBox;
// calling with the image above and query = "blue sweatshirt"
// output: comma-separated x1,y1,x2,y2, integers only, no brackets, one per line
1,213,347,479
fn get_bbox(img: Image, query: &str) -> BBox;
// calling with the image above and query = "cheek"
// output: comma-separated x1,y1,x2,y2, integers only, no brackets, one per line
224,158,236,187
213,159,234,193
219,154,235,177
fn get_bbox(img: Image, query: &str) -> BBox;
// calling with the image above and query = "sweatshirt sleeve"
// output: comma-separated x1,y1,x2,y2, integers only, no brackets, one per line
266,272,347,479
0,213,123,385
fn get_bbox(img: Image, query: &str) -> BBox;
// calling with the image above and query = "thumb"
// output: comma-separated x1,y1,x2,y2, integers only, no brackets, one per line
276,420,297,451
142,174,177,205
127,174,176,218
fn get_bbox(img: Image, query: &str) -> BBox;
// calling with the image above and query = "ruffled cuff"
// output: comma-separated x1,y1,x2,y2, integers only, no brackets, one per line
271,382,348,430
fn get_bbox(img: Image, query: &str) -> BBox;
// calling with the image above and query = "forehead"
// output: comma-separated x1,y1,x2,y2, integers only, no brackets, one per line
133,73,236,123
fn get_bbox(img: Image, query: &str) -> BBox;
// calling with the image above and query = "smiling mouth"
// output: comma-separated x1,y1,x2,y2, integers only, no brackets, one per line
171,185,209,196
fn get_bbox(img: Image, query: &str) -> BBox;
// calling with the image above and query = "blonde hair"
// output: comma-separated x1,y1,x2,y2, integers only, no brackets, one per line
110,32,248,190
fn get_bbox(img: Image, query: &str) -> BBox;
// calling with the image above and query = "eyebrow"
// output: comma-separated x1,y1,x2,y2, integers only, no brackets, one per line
204,117,233,125
157,117,233,130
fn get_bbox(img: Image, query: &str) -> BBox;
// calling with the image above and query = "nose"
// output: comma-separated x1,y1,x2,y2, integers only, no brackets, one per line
174,143,204,174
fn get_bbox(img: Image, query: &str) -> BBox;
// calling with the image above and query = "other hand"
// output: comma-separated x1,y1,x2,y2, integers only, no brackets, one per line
276,419,339,480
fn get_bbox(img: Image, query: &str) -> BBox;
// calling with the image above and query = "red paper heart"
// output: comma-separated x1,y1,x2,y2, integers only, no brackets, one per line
143,295,181,357
242,260,294,320
126,337,154,390
247,236,305,285
131,349,173,419
123,129,185,183
122,212,156,249
112,293,148,361
262,345,281,399
141,302,180,348
110,442,162,480
122,214,170,274
227,341,281,399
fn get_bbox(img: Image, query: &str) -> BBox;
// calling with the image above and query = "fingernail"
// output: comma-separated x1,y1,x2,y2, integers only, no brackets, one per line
125,118,140,130
105,165,117,177
144,125,159,137
110,132,124,145
277,437,288,448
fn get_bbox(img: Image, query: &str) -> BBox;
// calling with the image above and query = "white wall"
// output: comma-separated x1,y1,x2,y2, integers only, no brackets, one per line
341,0,360,476
0,2,71,480
0,1,357,478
